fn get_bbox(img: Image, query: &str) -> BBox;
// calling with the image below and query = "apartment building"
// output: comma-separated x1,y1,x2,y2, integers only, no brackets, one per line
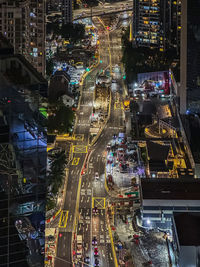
0,0,30,56
132,0,181,52
62,0,73,24
0,0,46,77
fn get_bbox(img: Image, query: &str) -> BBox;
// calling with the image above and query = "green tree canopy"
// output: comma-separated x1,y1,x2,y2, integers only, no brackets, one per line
46,22,60,36
48,103,74,135
60,23,85,43
121,26,178,84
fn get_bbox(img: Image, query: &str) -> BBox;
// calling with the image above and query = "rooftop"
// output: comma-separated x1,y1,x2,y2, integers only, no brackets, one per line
173,212,200,246
147,141,170,161
141,178,200,200
53,70,70,81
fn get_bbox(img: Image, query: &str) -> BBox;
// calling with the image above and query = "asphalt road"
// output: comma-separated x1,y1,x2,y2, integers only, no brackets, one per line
74,0,133,20
55,11,128,267
75,15,126,267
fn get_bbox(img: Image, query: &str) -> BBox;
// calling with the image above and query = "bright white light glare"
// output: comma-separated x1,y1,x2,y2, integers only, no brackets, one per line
134,83,138,87
147,219,151,225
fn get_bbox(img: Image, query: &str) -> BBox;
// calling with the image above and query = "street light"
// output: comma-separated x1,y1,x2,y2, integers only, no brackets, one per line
147,218,151,225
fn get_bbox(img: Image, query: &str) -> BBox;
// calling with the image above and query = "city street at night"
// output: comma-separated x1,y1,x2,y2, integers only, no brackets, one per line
1,0,200,267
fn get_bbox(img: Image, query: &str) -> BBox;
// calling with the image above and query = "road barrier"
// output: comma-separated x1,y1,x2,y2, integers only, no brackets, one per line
106,209,119,267
104,164,109,194
46,208,61,224
72,150,91,232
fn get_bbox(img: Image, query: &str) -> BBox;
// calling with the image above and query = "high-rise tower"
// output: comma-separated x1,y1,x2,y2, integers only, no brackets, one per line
62,0,73,24
29,0,46,76
180,0,200,114
0,0,30,58
132,0,181,52
0,0,46,77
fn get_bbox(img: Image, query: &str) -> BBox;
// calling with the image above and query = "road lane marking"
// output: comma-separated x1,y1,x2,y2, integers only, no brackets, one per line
92,197,106,209
59,210,69,228
73,134,84,141
72,157,80,165
73,145,88,153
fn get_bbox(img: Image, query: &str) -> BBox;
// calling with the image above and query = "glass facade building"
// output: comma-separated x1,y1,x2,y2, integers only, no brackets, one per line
0,35,47,266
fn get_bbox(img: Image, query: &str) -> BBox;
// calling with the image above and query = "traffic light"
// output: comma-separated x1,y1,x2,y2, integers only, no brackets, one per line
100,60,102,63
123,75,126,80
86,67,90,72
107,26,109,30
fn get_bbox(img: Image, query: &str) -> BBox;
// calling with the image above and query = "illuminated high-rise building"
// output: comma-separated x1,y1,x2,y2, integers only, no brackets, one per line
132,0,181,52
29,0,46,76
0,0,46,77
133,0,161,49
0,0,30,58
62,0,73,24
180,0,200,114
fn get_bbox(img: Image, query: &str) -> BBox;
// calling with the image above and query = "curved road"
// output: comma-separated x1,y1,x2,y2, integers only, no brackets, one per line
54,11,129,267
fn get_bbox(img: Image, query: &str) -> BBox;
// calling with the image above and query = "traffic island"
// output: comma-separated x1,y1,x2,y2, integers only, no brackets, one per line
89,88,111,146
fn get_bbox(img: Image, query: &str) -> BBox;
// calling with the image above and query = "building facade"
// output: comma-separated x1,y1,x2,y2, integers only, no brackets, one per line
62,0,73,24
29,0,46,76
172,212,200,267
0,0,46,77
132,0,181,52
0,0,30,57
0,33,46,267
180,0,200,114
140,179,200,228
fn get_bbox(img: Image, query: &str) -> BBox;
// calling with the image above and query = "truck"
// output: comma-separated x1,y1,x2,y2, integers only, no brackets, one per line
76,235,82,259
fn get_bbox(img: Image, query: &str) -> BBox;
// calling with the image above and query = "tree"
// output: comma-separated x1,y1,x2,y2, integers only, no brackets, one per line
47,150,67,201
48,102,74,134
46,58,54,77
121,26,178,84
60,23,85,44
46,197,56,211
46,22,60,36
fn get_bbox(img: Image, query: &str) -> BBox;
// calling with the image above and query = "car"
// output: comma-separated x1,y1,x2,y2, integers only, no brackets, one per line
94,258,100,266
84,256,90,263
93,207,98,215
95,172,99,180
92,237,97,245
94,247,99,256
